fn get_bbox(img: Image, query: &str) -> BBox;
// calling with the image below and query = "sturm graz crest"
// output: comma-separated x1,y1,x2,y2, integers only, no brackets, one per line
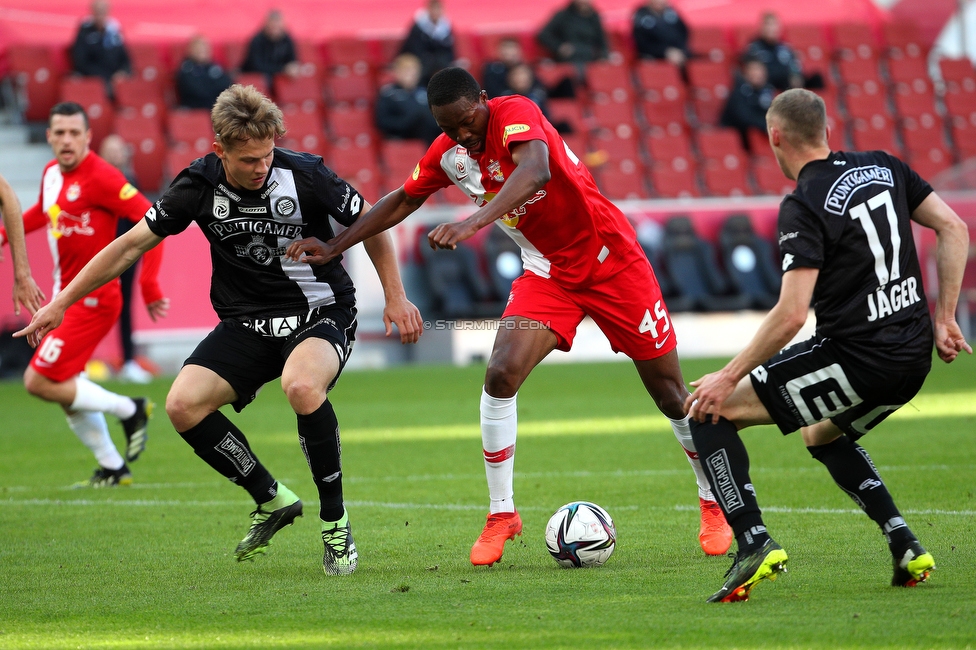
275,196,297,217
234,235,285,266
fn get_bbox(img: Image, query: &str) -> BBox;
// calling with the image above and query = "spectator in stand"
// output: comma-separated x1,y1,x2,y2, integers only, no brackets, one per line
742,13,822,91
71,0,131,91
375,54,442,143
241,9,300,84
400,0,456,86
632,0,690,68
721,55,776,150
176,36,233,110
100,134,154,384
537,0,609,66
482,37,528,99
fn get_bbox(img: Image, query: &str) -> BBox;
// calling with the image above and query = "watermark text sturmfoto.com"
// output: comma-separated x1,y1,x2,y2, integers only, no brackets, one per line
422,319,552,331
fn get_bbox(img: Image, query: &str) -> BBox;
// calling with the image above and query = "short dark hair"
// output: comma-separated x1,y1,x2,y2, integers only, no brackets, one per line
50,102,89,129
768,88,827,147
427,67,481,108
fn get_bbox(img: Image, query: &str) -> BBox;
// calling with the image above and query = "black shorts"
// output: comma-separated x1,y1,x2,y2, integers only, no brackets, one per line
749,337,927,440
185,302,357,412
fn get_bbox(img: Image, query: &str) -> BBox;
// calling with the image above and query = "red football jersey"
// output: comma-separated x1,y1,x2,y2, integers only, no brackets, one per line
403,95,638,288
19,152,162,303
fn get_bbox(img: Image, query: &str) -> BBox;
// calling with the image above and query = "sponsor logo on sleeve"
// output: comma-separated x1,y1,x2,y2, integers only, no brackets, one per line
119,183,138,200
782,253,795,271
412,164,420,181
502,123,530,146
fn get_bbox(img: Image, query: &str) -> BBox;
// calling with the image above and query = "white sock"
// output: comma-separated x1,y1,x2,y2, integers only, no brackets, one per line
67,411,125,470
481,387,518,514
71,375,137,420
669,415,716,501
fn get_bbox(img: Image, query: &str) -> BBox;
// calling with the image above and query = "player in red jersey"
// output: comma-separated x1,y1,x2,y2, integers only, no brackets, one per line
0,172,45,315
1,102,168,487
285,67,733,564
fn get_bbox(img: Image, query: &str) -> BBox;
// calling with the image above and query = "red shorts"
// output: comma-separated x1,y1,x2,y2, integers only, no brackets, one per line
502,251,677,360
30,288,122,382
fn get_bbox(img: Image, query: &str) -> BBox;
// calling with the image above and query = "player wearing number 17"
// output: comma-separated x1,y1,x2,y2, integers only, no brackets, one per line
685,88,971,603
285,67,733,564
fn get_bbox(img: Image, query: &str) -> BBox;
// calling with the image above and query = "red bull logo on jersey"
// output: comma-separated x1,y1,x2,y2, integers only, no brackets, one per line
49,207,95,238
66,183,81,202
487,159,505,182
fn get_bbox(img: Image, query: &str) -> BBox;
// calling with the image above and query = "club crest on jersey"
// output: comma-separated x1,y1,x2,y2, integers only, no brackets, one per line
234,235,285,266
275,196,297,217
213,193,230,219
487,159,504,182
66,183,81,202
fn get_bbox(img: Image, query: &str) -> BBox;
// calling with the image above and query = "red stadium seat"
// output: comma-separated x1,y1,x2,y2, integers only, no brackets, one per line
590,98,638,137
113,114,165,191
606,24,635,64
280,109,328,157
166,109,213,154
590,129,641,163
784,24,830,75
697,128,747,170
324,37,373,74
687,61,732,126
702,162,750,196
886,57,929,84
832,22,879,61
7,44,62,122
326,68,375,109
327,105,375,150
535,61,577,93
884,21,927,60
476,32,538,67
380,139,427,191
949,113,976,160
844,83,890,120
128,42,166,82
837,56,883,87
328,142,381,199
939,58,976,94
453,30,482,72
635,61,687,131
234,72,271,96
294,40,325,78
165,144,203,178
746,128,774,159
690,26,732,63
909,147,952,181
59,77,113,150
114,77,167,120
222,40,247,72
892,85,936,119
599,158,649,200
851,113,899,154
752,159,794,196
649,162,699,198
548,98,587,134
584,61,635,104
645,131,693,168
274,73,323,113
943,92,976,123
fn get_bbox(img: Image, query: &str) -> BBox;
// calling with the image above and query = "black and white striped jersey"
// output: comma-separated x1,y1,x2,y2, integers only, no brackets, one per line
777,150,934,373
145,148,364,320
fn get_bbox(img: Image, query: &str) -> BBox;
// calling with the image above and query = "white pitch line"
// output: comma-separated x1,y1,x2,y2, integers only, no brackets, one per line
2,497,974,517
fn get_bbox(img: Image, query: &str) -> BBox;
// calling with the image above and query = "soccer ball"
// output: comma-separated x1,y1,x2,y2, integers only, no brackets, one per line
544,501,616,568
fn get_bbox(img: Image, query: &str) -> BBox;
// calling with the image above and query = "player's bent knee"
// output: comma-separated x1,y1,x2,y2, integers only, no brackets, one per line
484,362,521,398
283,376,330,415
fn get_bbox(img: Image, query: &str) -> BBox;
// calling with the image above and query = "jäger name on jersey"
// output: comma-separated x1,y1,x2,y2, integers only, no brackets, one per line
866,276,921,322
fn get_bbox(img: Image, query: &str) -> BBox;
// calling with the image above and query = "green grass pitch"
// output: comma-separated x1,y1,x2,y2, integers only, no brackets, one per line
1,356,974,649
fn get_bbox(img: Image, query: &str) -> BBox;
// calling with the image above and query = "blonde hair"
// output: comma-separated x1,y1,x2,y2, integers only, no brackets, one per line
211,84,286,151
767,88,827,148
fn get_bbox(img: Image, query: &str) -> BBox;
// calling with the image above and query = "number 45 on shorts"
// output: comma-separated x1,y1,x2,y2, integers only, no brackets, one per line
639,301,671,343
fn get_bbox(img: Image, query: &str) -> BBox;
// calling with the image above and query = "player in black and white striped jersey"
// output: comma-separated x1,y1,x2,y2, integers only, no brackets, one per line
17,84,424,575
684,88,971,602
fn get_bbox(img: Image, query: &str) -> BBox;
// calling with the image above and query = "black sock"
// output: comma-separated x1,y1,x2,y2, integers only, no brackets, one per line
808,435,914,553
298,399,345,522
179,411,276,504
690,417,770,553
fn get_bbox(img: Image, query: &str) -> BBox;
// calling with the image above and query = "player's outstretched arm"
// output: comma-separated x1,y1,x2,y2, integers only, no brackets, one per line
362,228,423,344
15,220,164,347
0,175,45,315
428,139,551,250
686,267,817,423
911,192,973,363
286,188,428,265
